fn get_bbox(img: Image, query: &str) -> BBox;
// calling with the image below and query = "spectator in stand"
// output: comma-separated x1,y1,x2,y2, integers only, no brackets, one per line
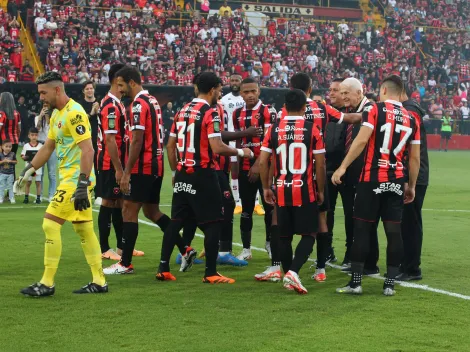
21,59,34,81
219,1,232,17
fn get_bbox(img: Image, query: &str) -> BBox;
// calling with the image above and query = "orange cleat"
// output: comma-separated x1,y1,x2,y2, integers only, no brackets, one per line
156,272,176,281
133,249,145,257
202,273,235,284
101,249,121,261
234,205,242,215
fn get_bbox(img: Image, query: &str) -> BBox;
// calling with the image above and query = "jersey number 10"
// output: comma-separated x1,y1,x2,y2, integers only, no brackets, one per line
276,142,307,175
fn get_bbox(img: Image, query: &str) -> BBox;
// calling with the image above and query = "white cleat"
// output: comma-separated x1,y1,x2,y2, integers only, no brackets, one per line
103,262,134,275
336,284,363,295
383,287,396,296
254,266,281,282
236,248,252,261
283,270,308,294
265,241,272,259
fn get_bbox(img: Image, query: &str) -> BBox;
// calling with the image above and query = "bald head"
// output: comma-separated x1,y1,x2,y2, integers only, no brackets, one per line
340,78,364,108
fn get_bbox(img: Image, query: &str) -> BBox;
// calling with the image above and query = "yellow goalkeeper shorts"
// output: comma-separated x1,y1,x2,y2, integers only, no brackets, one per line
46,185,94,222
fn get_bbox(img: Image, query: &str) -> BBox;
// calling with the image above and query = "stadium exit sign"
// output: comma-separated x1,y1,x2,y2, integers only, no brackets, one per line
243,4,314,15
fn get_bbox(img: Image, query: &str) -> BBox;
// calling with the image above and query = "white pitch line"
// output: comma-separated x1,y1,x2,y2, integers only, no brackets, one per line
88,208,470,301
0,205,48,209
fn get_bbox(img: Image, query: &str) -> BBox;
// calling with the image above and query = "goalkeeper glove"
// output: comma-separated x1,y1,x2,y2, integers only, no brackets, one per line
73,173,91,211
17,163,37,189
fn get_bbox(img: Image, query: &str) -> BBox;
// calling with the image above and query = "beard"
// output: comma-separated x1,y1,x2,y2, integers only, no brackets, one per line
230,85,240,93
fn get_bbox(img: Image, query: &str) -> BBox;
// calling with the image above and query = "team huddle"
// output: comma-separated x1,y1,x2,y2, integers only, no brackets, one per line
19,66,421,297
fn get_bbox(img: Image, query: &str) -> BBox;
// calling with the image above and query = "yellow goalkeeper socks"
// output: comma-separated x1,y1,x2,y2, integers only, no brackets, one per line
40,218,62,287
73,222,106,287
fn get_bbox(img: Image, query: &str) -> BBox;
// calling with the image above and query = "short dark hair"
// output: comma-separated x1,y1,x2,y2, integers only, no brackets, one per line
241,77,258,87
332,78,345,83
381,74,404,94
83,80,95,91
108,63,126,83
36,71,63,85
1,139,12,145
196,72,222,94
29,127,39,134
115,66,142,85
284,89,307,113
290,73,312,93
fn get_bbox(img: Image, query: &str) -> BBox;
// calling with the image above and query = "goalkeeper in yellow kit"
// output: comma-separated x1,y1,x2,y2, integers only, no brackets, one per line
19,72,108,296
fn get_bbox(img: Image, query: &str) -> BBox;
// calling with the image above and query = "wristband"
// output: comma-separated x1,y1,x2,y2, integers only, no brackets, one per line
172,170,176,176
237,149,244,158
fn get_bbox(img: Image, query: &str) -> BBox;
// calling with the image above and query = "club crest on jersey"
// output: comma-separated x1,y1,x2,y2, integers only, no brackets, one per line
224,191,231,199
57,121,62,129
113,187,120,195
364,105,373,113
108,116,116,129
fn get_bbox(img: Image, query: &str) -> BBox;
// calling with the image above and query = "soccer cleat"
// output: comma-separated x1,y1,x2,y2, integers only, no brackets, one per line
10,198,15,204
217,252,248,266
102,249,121,261
35,198,41,204
73,282,108,294
283,282,294,291
156,272,176,281
395,273,422,281
21,282,55,297
254,204,265,215
312,268,327,282
236,248,252,261
326,251,337,263
283,271,307,294
176,253,204,265
336,283,363,295
179,247,198,272
133,249,145,256
103,262,134,275
383,286,396,296
23,198,28,204
202,273,235,284
254,266,281,282
234,205,242,215
265,241,272,259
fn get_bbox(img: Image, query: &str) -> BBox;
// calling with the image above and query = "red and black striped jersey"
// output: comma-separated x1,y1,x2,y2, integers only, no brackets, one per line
233,100,277,171
0,110,21,144
278,99,344,134
213,103,230,173
127,90,164,176
96,92,128,171
360,100,420,183
261,116,325,207
170,98,221,173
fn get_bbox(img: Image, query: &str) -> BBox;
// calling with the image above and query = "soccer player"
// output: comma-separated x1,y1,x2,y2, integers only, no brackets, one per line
332,75,421,296
156,72,253,283
103,66,171,275
95,63,133,261
259,89,326,294
221,74,245,215
19,71,107,296
233,77,277,261
277,73,361,282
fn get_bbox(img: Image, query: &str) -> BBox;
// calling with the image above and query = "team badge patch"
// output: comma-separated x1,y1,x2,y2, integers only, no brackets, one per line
224,191,231,199
76,125,86,135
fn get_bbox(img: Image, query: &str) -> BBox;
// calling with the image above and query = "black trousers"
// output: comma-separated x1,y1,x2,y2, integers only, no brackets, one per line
401,185,427,275
327,179,379,269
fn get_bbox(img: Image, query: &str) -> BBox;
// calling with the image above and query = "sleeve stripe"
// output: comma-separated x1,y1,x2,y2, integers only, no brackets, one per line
208,133,221,138
363,122,374,129
313,148,326,154
169,132,177,137
104,130,118,134
260,146,272,153
131,126,145,131
337,113,344,124
410,141,421,144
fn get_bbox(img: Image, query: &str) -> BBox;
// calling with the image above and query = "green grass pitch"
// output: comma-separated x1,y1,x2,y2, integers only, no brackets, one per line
1,151,469,352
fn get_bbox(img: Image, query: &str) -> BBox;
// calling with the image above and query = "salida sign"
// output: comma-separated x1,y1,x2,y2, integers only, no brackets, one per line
243,4,314,16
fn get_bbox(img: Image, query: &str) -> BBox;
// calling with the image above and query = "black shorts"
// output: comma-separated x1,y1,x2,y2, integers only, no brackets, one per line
95,170,121,199
122,174,162,204
171,168,224,224
353,181,404,223
440,131,451,140
277,202,319,236
318,179,330,213
217,170,234,203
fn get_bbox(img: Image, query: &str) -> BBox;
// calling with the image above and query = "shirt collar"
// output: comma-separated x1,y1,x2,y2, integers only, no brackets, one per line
284,115,304,120
385,99,403,106
193,98,209,105
108,92,120,103
134,90,148,100
243,99,262,111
